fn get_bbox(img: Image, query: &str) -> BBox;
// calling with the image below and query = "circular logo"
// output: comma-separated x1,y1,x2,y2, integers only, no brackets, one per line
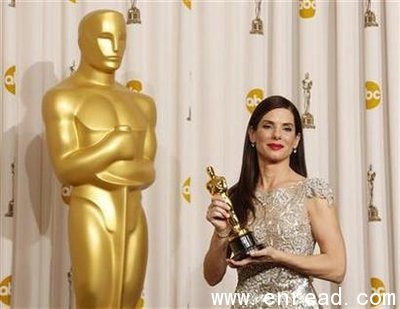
182,177,191,203
126,80,143,93
4,65,16,95
365,81,381,109
246,88,264,114
0,275,11,306
61,184,72,204
299,0,316,18
370,277,386,307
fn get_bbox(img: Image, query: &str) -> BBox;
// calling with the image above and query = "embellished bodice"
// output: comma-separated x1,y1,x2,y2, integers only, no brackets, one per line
233,178,334,308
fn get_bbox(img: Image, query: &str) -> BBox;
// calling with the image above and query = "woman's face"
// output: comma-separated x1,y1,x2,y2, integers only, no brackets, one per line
249,108,300,163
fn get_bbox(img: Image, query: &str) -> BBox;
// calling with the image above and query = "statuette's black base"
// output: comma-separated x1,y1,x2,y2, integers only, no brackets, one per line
230,232,265,261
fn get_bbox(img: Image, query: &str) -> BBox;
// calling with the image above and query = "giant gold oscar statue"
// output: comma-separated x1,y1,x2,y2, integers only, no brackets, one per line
42,10,156,308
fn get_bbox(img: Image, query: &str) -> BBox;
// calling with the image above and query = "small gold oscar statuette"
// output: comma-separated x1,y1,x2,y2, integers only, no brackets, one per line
5,200,14,217
5,162,15,218
250,0,264,35
364,0,378,28
127,0,142,24
67,268,73,309
301,72,315,129
206,166,264,260
367,165,381,222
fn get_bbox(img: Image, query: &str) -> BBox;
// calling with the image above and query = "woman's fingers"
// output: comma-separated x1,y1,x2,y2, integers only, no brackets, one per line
226,257,253,268
249,248,267,258
206,206,229,231
209,207,229,220
226,248,276,267
211,196,231,212
207,200,230,219
206,195,232,231
249,247,276,262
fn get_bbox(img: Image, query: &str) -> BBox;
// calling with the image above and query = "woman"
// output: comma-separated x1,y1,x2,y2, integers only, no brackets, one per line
203,96,346,308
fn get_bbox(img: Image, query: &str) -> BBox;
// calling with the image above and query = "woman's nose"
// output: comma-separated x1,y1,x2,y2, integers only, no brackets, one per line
273,129,282,140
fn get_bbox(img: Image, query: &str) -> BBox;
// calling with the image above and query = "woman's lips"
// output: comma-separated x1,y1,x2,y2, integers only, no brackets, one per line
267,143,284,150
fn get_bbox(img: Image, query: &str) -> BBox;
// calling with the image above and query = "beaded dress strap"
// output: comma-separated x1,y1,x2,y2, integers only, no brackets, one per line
304,178,334,206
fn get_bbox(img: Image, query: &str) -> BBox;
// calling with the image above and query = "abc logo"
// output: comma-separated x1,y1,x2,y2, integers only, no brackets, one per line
126,80,143,93
61,184,72,204
0,275,11,306
370,277,386,307
299,0,316,18
246,88,264,114
182,177,191,203
365,81,381,109
4,65,16,95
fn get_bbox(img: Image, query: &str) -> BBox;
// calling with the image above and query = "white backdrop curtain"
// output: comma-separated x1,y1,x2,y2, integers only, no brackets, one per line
0,0,399,308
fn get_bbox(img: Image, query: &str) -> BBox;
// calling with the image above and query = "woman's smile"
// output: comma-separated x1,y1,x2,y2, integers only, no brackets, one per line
267,143,284,151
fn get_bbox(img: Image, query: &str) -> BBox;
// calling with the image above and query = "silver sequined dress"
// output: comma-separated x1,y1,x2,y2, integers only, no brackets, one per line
233,178,334,308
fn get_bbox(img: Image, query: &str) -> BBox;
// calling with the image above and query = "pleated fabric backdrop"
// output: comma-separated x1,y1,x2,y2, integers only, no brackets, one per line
0,0,399,308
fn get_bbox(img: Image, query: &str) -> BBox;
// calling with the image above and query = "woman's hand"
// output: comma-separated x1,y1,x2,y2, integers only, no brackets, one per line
226,247,280,268
206,195,231,236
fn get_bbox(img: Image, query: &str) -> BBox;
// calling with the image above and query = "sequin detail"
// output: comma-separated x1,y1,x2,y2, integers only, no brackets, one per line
232,178,334,308
305,178,334,206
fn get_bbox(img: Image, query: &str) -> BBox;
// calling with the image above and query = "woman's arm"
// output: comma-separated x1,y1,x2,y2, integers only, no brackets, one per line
203,232,230,286
203,196,232,286
275,197,346,283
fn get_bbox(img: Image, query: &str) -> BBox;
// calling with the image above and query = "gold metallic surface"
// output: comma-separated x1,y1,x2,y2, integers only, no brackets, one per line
5,162,15,217
206,167,265,261
206,166,246,236
250,0,263,35
42,10,156,308
250,18,264,35
301,72,315,129
127,0,142,24
364,0,378,27
367,165,381,222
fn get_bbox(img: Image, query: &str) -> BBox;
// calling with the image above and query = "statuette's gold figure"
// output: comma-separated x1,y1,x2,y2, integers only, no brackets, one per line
364,0,378,28
367,164,381,222
301,72,315,129
250,0,264,35
206,166,264,260
42,10,156,308
127,0,142,24
206,166,242,235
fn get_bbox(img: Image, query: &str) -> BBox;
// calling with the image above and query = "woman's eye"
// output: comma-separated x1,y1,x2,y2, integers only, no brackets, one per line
263,125,272,129
283,127,293,132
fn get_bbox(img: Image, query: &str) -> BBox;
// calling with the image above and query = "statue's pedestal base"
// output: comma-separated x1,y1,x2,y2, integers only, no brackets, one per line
368,205,381,222
302,112,315,128
230,231,265,261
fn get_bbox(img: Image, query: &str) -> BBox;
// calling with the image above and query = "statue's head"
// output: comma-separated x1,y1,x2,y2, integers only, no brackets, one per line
78,10,126,73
